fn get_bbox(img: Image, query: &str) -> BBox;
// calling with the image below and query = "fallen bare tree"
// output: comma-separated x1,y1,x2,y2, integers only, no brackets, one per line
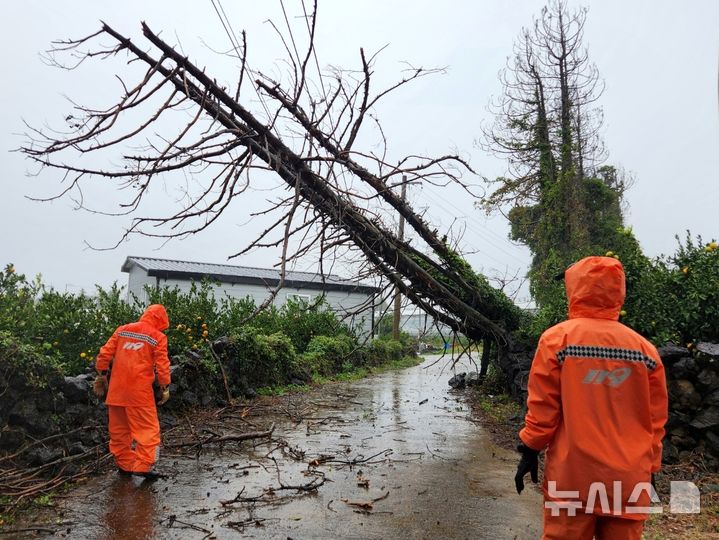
21,3,521,348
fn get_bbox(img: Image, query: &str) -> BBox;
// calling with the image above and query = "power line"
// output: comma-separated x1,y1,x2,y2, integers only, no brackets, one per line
210,0,242,57
416,184,529,268
210,0,276,123
421,184,528,260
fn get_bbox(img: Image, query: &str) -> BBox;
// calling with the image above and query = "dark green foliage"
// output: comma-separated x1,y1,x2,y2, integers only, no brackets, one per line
146,280,219,357
523,233,719,346
276,298,353,353
305,335,356,370
0,264,410,388
366,338,404,366
0,331,64,391
374,313,394,339
619,233,719,345
297,334,358,376
512,167,627,310
135,282,352,358
0,264,140,374
226,328,297,387
667,235,719,343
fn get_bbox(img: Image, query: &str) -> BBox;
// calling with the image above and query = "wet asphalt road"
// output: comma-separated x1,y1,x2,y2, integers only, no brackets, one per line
18,356,542,539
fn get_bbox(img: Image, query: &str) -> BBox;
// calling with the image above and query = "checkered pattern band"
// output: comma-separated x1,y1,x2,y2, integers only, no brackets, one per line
117,331,158,347
557,344,657,370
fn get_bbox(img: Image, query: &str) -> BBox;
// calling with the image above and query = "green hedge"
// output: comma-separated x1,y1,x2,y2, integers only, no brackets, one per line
0,331,64,391
226,327,297,387
0,265,360,376
522,232,719,345
0,265,139,375
222,330,417,390
292,334,372,377
367,338,404,366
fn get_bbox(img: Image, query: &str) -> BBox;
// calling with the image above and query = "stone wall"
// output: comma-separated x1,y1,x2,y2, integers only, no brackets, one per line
0,335,333,468
661,342,719,465
0,351,222,468
0,368,106,467
499,340,719,467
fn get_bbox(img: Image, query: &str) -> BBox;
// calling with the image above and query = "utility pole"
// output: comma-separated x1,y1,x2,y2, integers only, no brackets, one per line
392,175,407,341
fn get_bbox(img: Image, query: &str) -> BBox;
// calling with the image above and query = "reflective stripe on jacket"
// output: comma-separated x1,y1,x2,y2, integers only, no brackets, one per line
96,304,171,407
520,256,668,519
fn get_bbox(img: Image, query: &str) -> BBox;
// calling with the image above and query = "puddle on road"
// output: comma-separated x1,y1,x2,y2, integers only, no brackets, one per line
19,356,542,539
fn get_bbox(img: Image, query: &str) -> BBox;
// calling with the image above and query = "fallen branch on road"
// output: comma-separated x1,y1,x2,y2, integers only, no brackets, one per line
0,526,58,536
167,423,275,449
271,473,326,493
220,465,326,507
226,517,268,530
220,487,262,506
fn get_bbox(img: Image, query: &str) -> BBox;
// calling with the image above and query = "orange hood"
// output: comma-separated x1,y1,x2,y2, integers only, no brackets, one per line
564,256,625,320
139,304,169,331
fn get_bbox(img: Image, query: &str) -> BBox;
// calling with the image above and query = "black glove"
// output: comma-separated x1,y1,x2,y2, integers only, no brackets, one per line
515,443,539,494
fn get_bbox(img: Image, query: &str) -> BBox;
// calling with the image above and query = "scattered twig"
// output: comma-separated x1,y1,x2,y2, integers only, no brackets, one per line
220,487,258,506
162,515,212,534
341,491,389,510
425,443,455,462
308,448,393,468
272,474,326,493
208,346,233,404
226,518,267,530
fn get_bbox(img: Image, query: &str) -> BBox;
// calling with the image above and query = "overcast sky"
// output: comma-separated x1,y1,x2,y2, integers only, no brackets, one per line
1,0,717,307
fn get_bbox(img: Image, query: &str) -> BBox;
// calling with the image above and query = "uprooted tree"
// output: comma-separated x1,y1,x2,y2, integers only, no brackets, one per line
21,5,521,356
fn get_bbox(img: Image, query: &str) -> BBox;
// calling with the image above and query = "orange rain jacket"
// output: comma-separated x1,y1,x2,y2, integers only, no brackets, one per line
520,256,668,519
96,304,171,408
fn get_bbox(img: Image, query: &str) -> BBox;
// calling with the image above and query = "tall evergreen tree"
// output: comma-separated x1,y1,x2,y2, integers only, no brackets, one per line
481,1,632,308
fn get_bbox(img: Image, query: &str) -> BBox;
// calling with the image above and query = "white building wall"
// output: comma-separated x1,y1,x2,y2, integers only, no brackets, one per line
320,289,374,337
127,269,375,337
127,265,157,305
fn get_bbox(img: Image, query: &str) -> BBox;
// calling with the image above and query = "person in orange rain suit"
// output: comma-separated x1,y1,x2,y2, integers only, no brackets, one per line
515,256,668,540
95,304,171,478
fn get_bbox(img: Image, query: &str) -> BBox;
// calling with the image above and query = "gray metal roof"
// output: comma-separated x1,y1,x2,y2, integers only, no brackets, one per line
121,256,378,295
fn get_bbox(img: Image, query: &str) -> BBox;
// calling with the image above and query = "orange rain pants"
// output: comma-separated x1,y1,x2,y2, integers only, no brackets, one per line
108,405,161,473
542,508,644,540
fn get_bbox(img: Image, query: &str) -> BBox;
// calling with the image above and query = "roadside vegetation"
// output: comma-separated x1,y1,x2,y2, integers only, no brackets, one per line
524,233,719,346
0,265,418,393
